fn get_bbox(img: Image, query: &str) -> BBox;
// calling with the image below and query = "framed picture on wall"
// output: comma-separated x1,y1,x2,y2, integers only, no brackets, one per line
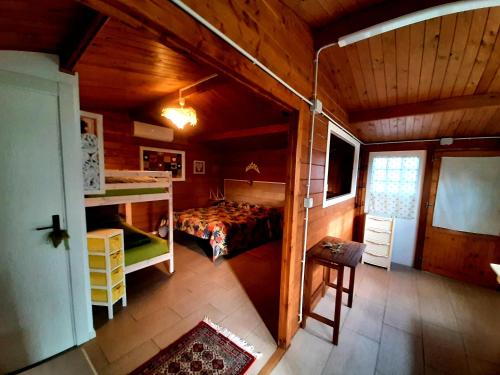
193,160,205,175
140,146,185,181
80,111,105,194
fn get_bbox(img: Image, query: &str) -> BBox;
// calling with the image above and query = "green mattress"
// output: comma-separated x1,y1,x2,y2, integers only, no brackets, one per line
87,188,165,198
121,222,169,266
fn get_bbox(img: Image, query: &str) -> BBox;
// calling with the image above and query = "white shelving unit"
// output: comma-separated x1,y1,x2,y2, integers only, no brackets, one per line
362,214,395,270
87,228,127,319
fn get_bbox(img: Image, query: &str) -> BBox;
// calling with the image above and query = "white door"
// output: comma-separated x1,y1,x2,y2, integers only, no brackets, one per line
0,59,89,372
365,151,426,267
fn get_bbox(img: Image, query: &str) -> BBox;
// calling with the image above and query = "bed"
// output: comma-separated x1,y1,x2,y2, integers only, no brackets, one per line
174,179,285,261
85,170,174,273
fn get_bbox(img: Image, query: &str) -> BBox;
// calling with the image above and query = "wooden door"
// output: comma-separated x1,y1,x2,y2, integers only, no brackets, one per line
0,68,79,372
421,150,500,288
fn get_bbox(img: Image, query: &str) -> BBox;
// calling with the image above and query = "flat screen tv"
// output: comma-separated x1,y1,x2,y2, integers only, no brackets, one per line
323,122,360,207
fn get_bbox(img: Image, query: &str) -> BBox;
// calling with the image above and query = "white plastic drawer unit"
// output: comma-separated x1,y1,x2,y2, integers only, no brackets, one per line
362,214,395,270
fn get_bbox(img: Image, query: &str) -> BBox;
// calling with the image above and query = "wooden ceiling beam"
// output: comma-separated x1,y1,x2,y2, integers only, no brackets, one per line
349,93,500,123
59,8,108,73
314,0,452,49
199,124,288,142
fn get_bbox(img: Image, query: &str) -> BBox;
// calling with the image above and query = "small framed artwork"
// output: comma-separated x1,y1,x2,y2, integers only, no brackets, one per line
193,160,205,175
81,111,105,194
140,146,185,181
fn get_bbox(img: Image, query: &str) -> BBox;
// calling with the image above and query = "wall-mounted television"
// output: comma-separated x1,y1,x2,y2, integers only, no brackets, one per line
323,122,360,207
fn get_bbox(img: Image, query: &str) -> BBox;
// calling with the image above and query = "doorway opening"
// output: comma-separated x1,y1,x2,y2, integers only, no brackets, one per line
365,150,426,267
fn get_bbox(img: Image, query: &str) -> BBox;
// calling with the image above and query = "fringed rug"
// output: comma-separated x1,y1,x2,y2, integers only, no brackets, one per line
130,318,260,374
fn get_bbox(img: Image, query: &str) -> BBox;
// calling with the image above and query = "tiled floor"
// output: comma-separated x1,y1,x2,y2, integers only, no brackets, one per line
22,348,96,375
273,263,500,375
83,236,281,374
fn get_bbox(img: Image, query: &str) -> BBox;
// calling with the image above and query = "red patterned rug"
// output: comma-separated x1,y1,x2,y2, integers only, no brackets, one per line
130,319,259,374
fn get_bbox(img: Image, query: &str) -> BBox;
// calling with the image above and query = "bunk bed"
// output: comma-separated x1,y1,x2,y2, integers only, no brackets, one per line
85,170,174,274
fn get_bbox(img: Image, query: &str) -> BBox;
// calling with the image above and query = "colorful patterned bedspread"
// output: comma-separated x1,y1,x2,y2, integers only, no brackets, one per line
174,201,283,260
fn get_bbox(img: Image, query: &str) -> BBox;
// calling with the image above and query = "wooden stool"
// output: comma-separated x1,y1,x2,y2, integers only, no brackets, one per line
300,237,365,345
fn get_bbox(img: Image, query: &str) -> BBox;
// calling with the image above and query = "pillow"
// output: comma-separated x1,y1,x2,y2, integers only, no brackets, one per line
86,212,151,249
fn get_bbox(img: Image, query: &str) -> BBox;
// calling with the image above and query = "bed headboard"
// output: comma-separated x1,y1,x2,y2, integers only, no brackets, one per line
224,179,286,207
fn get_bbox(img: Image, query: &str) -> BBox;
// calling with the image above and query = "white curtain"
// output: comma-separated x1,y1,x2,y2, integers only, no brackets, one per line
367,156,420,219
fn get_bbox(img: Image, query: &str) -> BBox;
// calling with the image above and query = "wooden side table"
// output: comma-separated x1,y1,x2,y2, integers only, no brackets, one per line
300,236,365,345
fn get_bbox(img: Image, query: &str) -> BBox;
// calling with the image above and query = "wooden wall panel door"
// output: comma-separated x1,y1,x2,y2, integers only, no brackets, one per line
422,150,500,288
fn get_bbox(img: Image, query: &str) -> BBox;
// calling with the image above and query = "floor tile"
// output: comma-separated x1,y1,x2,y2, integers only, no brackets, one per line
321,328,379,375
344,295,385,342
376,324,424,375
422,322,470,375
384,302,422,337
99,340,160,375
272,329,331,375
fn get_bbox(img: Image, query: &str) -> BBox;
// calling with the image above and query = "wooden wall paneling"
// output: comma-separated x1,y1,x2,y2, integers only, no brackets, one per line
78,0,304,117
179,0,313,98
359,139,500,275
421,149,500,288
221,148,288,183
90,109,223,232
279,106,306,347
224,180,286,207
418,18,441,102
427,13,456,100
78,0,359,348
464,8,500,96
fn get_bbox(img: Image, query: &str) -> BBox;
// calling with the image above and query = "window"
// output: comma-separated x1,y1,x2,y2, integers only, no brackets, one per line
366,153,422,219
323,122,360,207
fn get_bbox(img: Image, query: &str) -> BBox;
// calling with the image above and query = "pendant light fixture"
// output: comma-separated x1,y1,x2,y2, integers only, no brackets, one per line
161,73,218,129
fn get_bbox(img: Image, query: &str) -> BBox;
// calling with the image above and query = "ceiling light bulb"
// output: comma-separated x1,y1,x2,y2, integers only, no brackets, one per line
161,106,197,129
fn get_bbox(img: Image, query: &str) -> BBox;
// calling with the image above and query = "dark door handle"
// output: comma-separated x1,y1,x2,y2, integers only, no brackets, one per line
36,215,70,249
36,215,61,231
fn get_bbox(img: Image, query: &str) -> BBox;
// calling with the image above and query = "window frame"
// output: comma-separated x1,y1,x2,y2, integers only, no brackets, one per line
322,121,361,208
365,150,427,217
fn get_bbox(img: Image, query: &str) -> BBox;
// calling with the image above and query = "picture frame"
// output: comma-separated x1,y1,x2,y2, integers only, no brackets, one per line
140,146,185,181
193,160,205,175
80,111,105,194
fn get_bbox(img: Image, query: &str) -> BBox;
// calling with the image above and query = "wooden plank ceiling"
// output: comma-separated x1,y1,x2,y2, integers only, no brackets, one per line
0,0,80,52
284,0,500,142
77,19,289,140
283,0,383,28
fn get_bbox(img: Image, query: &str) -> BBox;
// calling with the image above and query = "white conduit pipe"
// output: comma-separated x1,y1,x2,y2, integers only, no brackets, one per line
297,42,337,324
169,0,362,145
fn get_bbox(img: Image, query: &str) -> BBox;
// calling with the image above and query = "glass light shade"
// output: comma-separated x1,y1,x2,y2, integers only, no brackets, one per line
161,106,197,129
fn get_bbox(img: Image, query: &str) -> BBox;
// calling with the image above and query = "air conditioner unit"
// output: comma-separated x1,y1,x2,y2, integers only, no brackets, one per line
133,121,174,142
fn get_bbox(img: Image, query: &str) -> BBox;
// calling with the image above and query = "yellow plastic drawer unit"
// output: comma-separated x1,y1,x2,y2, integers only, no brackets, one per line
90,266,124,287
87,234,122,253
91,282,125,303
89,251,123,270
